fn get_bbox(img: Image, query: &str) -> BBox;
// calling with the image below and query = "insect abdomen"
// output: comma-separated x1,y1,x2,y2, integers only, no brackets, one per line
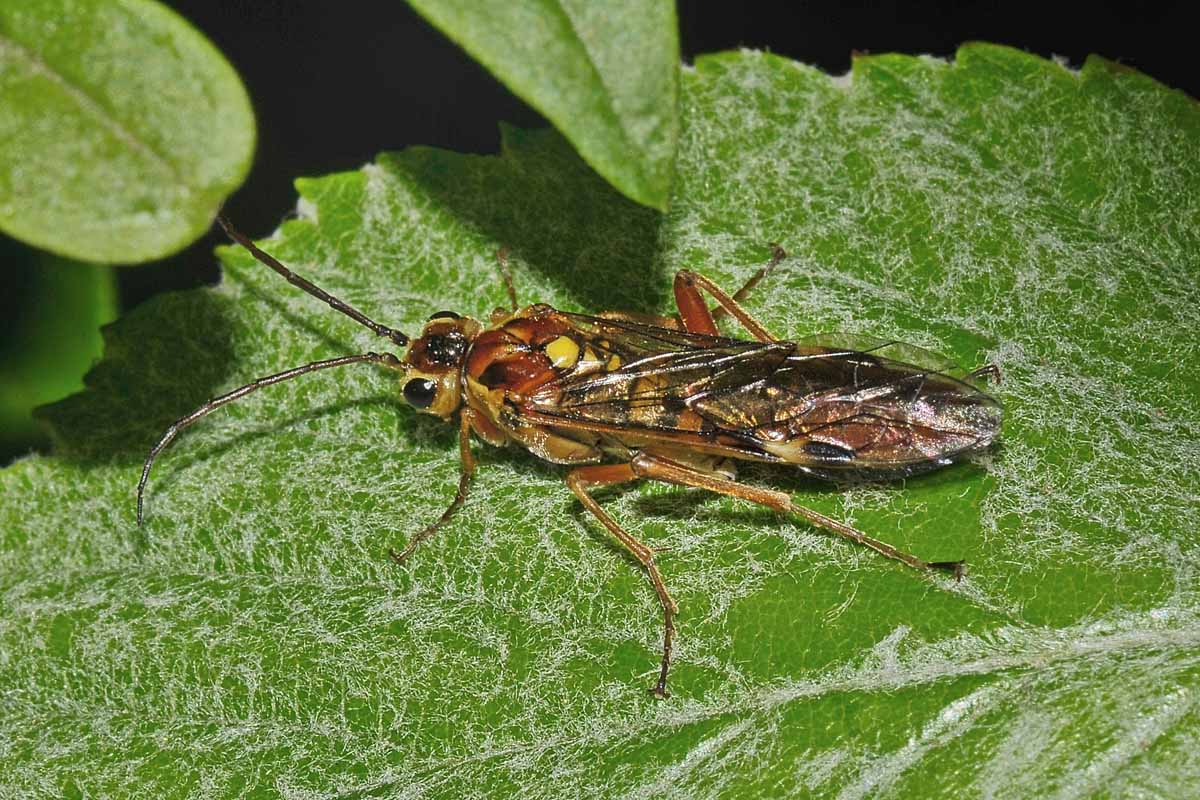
754,361,1002,472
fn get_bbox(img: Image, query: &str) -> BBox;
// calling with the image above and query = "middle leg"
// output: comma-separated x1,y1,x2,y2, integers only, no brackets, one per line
495,246,519,313
565,463,679,698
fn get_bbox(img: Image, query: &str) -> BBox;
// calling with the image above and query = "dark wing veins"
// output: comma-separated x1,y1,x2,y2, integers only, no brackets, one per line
522,317,1001,475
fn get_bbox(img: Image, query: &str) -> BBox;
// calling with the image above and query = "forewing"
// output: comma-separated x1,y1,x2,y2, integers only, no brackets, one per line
796,334,960,374
719,343,1002,474
533,313,795,434
522,317,1001,476
555,311,739,360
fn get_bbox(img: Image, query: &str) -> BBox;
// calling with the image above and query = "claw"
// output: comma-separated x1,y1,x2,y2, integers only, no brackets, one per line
930,560,966,582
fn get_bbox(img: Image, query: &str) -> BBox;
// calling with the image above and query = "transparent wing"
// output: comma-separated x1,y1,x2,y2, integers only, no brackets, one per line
797,333,994,392
521,318,1002,476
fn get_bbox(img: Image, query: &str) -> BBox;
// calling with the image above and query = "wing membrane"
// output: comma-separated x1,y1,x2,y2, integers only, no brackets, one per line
520,314,1001,476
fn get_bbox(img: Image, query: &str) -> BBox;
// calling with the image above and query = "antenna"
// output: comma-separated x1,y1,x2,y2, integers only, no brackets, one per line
216,214,409,348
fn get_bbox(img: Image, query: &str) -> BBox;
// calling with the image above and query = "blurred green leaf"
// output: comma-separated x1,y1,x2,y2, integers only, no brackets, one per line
407,0,679,211
3,44,1199,796
0,0,255,263
0,237,116,460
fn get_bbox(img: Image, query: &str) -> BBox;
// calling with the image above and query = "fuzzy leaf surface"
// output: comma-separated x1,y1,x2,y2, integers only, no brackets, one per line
3,45,1199,798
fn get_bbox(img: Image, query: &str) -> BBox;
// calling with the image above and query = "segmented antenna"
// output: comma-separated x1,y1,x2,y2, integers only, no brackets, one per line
216,214,409,348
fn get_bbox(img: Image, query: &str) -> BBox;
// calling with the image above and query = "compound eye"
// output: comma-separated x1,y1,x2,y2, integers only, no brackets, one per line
428,310,461,321
425,332,467,365
403,378,438,408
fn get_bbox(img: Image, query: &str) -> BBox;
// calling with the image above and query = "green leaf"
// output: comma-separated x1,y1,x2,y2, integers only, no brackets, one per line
4,44,1199,795
406,0,679,211
0,238,116,459
0,0,255,264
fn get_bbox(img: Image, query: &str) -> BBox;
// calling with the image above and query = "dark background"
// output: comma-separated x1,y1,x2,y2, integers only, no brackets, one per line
2,3,1193,463
126,1,1195,309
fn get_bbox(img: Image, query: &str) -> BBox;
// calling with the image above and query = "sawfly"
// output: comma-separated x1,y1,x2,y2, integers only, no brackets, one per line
138,216,1002,698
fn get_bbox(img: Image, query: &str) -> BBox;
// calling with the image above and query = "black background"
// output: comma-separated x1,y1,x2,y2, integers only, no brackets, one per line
125,1,1195,309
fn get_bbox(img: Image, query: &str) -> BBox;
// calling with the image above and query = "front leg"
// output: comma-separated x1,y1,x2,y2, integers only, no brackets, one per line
389,409,478,563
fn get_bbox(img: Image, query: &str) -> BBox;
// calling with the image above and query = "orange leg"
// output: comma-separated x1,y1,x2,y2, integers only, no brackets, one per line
711,243,787,326
673,245,786,342
565,463,678,698
631,451,964,579
389,410,477,563
673,272,721,336
495,246,519,312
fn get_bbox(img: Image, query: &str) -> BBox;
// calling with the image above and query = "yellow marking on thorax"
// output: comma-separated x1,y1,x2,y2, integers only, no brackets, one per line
545,335,580,369
577,345,606,372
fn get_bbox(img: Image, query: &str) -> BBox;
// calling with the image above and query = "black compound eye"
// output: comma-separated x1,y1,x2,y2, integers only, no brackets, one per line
428,310,460,321
425,332,467,365
403,378,438,408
